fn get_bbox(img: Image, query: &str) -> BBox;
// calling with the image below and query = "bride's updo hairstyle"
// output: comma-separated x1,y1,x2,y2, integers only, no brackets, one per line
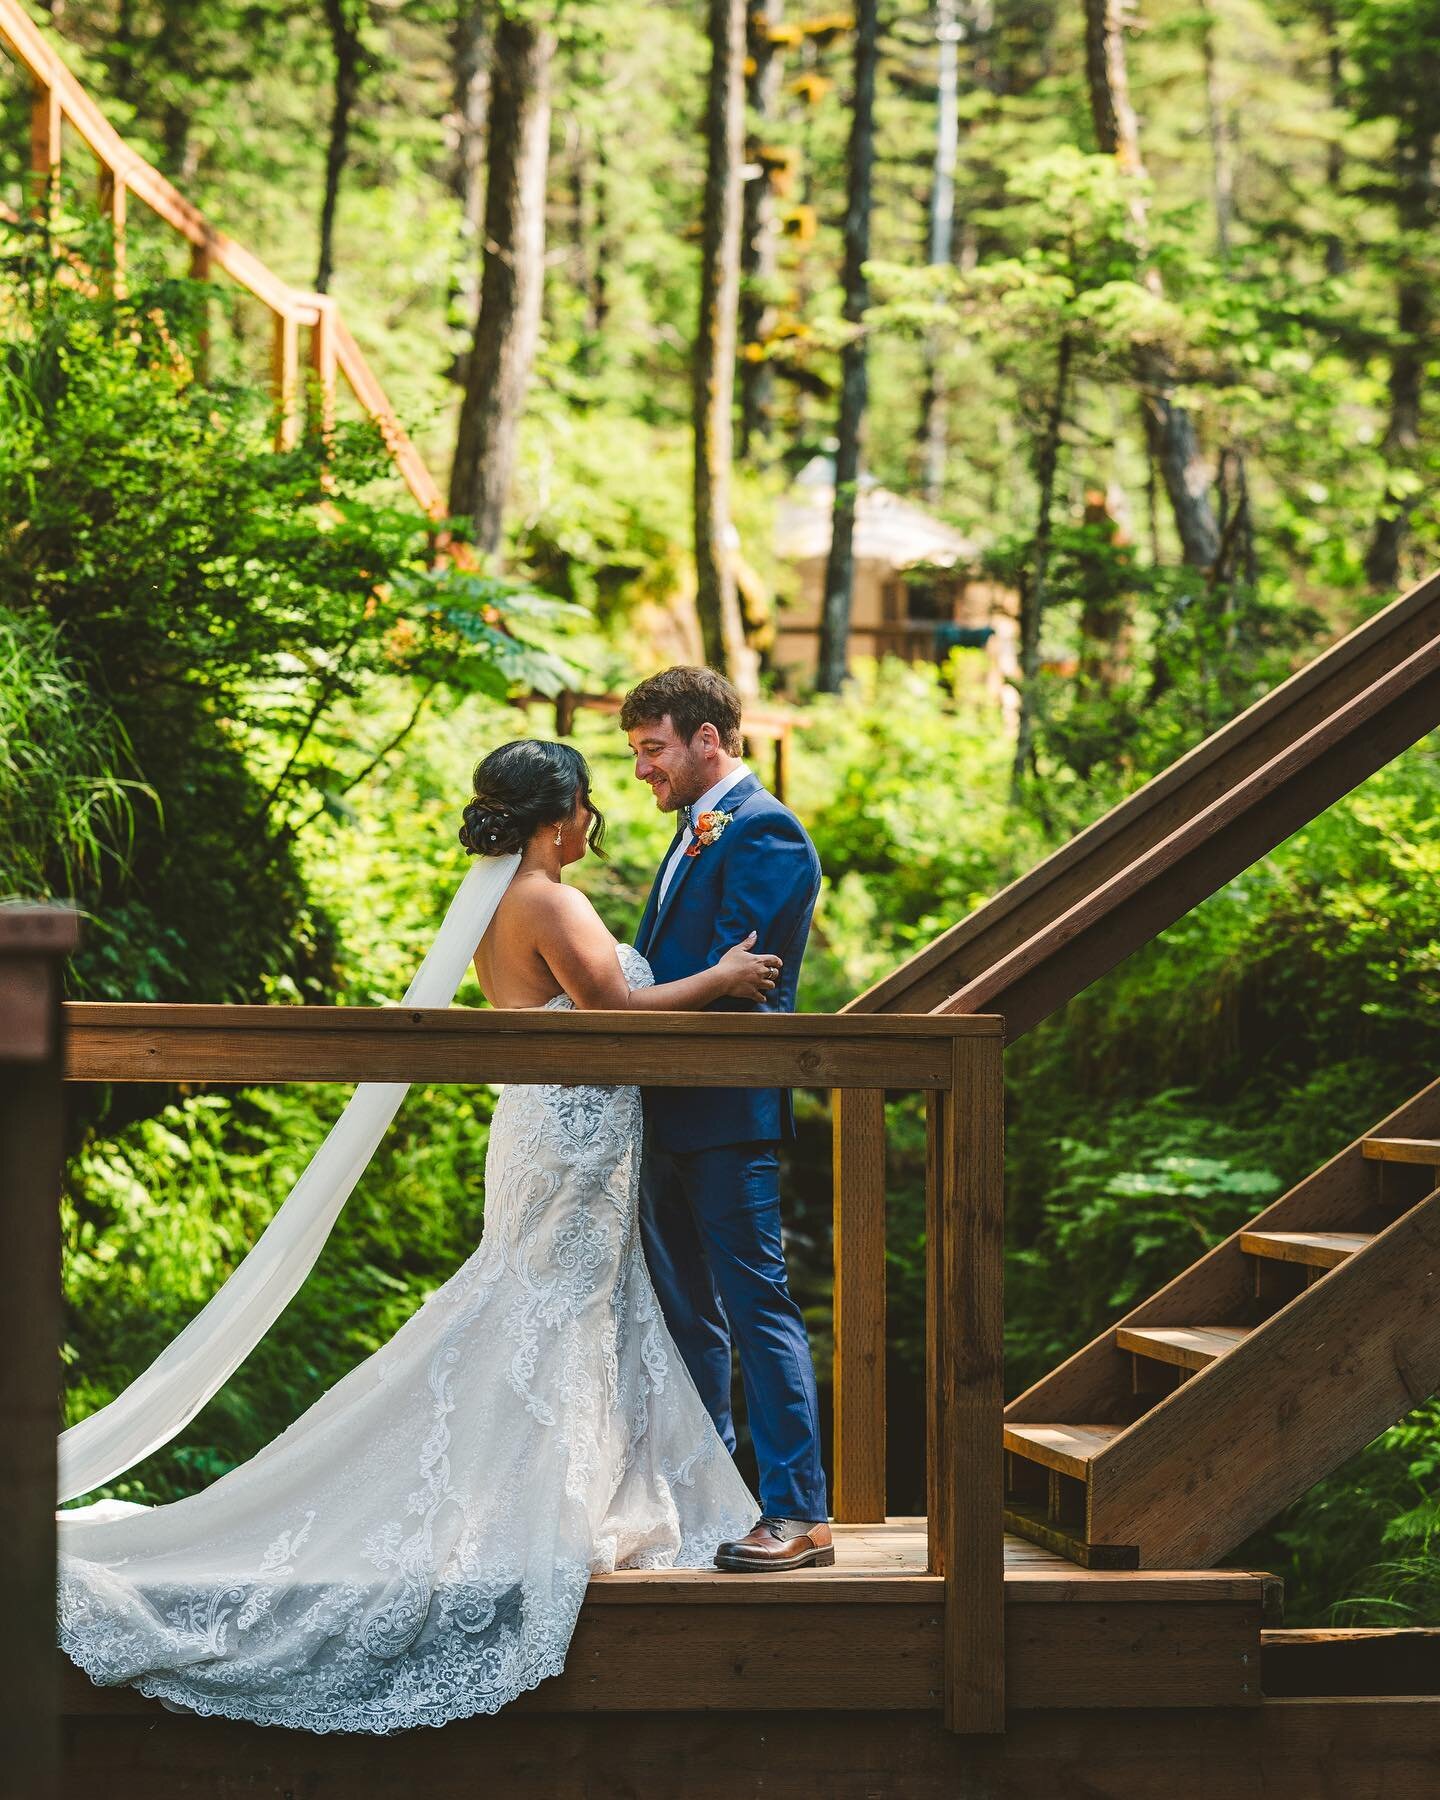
459,739,606,858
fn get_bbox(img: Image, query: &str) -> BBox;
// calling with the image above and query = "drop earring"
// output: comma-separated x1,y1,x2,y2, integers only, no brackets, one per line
554,824,564,848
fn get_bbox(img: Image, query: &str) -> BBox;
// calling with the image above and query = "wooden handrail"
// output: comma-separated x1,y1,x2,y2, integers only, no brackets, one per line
0,0,445,513
62,1001,998,1088
58,996,1006,1733
844,564,1440,1018
936,624,1440,1029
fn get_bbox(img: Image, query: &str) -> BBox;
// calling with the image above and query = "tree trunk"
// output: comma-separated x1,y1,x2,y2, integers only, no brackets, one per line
1078,483,1134,696
693,0,755,691
1322,8,1346,277
739,0,782,460
1011,331,1072,798
920,0,962,506
449,9,555,560
1365,274,1428,588
448,0,490,334
1198,0,1233,260
1084,0,1221,570
1364,121,1433,591
817,0,880,694
317,0,365,294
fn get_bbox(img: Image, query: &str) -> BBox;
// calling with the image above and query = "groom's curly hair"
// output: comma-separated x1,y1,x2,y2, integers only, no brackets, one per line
619,667,744,755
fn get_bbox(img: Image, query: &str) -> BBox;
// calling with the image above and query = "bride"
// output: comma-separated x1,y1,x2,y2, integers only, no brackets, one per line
57,739,773,1732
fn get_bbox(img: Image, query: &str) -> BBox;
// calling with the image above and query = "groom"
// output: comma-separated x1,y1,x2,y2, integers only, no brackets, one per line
623,666,831,1571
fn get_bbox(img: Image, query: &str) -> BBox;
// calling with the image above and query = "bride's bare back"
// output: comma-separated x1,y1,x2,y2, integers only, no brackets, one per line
473,872,579,1009
473,868,782,1012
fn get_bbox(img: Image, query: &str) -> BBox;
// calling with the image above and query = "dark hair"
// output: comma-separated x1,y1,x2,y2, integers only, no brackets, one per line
619,666,744,757
459,740,606,858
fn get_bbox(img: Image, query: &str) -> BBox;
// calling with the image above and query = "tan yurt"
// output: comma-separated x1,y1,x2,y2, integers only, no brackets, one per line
772,457,1018,720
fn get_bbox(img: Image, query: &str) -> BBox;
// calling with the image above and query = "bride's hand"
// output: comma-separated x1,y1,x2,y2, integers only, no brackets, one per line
716,931,783,1001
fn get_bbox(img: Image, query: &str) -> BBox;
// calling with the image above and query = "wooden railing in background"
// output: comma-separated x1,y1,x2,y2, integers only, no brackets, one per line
0,0,445,515
0,904,78,1800
62,1002,1007,1733
829,565,1440,1523
544,689,800,804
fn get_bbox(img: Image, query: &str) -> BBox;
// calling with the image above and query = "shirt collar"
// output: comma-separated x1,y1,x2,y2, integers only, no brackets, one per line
687,762,750,828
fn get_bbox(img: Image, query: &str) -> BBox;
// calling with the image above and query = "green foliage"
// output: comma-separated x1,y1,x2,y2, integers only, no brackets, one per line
0,605,150,902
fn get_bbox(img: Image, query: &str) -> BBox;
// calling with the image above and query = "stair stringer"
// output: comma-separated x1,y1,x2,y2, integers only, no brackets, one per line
1084,1182,1440,1567
1006,1074,1440,1433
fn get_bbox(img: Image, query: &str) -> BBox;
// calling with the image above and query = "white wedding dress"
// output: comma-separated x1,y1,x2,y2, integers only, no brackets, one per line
57,941,758,1732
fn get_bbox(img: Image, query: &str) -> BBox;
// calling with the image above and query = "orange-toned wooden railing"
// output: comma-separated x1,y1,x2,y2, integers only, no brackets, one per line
830,566,1440,1525
0,0,444,514
58,1000,1006,1734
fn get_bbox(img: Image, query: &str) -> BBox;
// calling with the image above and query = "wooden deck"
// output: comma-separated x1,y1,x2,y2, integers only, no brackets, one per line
62,1521,1274,1720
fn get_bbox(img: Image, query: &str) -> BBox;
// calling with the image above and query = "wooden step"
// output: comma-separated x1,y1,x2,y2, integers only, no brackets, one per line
1362,1137,1440,1165
1001,1503,1139,1569
1115,1325,1251,1371
1239,1229,1372,1270
1004,1423,1124,1479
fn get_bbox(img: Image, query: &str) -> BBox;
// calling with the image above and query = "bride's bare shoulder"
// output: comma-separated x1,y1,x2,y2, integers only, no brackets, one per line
498,874,605,936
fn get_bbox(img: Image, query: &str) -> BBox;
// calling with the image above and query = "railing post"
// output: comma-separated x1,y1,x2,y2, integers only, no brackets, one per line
28,76,61,223
271,306,300,451
0,905,78,1800
932,1031,1005,1733
96,159,126,295
832,1086,886,1522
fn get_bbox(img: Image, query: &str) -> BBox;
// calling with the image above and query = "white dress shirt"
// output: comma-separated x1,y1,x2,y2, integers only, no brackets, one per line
657,762,751,907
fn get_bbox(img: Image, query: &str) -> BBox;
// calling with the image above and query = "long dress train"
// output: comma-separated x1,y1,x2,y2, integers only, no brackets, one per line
57,942,757,1732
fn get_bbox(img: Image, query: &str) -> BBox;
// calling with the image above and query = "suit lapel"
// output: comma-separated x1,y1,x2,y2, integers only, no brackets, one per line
636,824,685,957
645,773,764,949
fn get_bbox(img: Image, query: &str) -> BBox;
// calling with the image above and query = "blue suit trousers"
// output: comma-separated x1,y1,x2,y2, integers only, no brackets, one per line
639,1135,828,1523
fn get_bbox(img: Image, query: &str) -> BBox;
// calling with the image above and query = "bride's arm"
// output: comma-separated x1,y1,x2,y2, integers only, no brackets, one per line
535,885,780,1011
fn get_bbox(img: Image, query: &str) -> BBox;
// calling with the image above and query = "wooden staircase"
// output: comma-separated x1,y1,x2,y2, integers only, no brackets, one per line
827,567,1440,1529
1003,1080,1440,1568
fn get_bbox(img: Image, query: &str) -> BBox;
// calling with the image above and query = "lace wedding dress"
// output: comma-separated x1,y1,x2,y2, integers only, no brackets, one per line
57,941,758,1732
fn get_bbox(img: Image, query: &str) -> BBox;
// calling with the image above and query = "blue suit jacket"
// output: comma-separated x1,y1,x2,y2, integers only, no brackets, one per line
634,773,822,1154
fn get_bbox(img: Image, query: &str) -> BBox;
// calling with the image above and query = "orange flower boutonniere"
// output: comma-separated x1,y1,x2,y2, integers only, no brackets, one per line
683,806,734,858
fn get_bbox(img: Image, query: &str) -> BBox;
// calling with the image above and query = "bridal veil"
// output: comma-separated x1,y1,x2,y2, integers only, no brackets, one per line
58,852,521,1503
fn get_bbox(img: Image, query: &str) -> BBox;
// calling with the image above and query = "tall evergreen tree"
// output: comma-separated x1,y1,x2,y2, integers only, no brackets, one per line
816,0,880,694
450,5,556,560
693,0,755,690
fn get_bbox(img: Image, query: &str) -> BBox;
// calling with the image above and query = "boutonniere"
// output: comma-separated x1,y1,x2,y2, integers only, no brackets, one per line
684,807,734,858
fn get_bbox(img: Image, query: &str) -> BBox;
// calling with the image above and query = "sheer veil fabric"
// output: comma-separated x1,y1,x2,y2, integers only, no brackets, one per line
56,861,758,1730
58,852,523,1504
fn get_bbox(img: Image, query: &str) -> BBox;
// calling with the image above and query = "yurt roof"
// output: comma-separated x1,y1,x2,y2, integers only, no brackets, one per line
775,456,978,569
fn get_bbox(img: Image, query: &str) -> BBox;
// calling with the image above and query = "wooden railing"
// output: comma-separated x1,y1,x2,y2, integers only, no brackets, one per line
0,0,445,515
59,1000,1006,1733
846,566,1440,1025
827,567,1440,1524
1,904,78,1800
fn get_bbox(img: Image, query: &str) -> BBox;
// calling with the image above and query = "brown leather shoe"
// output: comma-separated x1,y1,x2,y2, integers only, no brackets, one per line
714,1516,834,1572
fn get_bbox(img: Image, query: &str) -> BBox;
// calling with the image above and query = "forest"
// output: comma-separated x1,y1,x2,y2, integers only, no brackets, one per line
1,0,1437,1628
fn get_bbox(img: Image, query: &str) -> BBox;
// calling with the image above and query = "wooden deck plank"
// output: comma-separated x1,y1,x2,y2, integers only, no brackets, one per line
57,1698,1440,1800
1004,1422,1124,1478
1362,1136,1440,1164
1239,1228,1370,1268
1116,1324,1250,1371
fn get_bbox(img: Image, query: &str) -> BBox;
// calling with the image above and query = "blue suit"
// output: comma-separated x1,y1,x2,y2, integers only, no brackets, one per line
635,772,828,1522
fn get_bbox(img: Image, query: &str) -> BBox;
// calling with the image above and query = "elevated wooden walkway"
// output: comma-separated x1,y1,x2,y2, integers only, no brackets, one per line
60,1523,1271,1720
